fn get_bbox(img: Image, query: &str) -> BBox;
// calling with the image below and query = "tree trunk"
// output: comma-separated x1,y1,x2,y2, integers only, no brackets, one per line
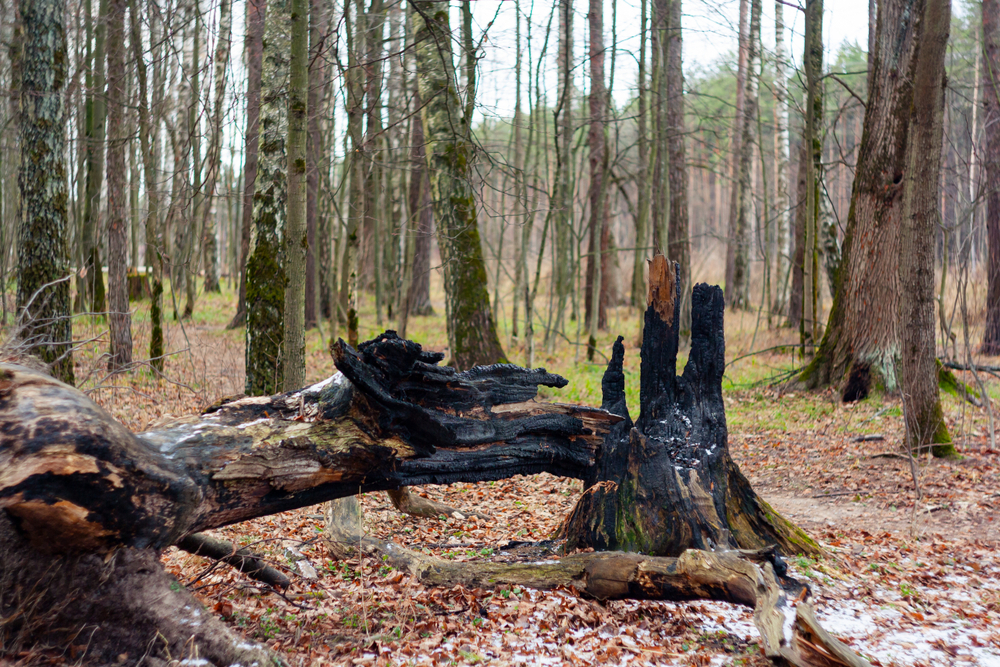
899,0,954,457
724,0,749,305
401,89,435,328
631,0,650,310
564,256,819,557
787,139,808,329
200,0,233,295
130,0,163,371
799,0,919,400
667,0,690,336
227,0,265,330
553,0,573,338
180,0,201,320
650,0,669,255
305,0,328,329
82,0,108,315
773,0,792,319
983,0,1000,355
729,0,760,310
412,0,507,370
283,0,308,391
105,0,131,370
802,0,823,347
245,0,290,396
584,0,606,360
16,0,75,385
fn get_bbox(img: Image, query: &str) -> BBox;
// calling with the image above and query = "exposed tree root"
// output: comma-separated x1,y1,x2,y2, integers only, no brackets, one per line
323,507,869,667
0,516,275,667
387,487,490,521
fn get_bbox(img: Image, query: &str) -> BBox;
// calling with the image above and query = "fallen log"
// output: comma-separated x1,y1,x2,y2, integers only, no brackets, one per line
0,335,616,664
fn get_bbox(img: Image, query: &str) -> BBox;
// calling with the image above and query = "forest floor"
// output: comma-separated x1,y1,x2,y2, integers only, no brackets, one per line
36,278,1000,666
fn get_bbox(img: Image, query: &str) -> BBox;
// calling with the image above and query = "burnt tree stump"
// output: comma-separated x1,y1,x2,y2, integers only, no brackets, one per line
564,256,820,557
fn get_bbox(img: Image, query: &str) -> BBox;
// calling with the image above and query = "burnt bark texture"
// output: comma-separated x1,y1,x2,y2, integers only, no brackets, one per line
984,0,1000,355
899,0,954,456
564,256,819,558
15,0,75,385
0,333,614,661
412,1,507,369
799,0,920,399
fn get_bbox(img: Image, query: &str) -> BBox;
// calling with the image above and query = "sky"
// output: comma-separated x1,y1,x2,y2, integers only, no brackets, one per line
467,0,873,121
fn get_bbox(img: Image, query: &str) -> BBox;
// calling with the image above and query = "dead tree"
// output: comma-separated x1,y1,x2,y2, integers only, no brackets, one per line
0,265,865,666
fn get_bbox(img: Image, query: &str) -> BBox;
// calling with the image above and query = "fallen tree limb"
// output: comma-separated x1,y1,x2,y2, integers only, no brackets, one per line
323,503,869,667
177,532,291,589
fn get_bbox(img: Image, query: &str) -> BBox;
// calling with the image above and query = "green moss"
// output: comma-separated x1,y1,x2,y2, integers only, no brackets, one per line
150,278,164,373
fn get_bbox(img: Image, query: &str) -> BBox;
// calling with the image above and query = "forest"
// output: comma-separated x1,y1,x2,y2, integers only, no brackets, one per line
1,0,1000,664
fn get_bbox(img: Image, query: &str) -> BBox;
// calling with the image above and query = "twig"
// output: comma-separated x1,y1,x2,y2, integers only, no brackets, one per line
852,434,884,443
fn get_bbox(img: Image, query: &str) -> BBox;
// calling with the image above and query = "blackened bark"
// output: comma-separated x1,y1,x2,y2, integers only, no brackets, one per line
16,0,75,384
565,256,818,557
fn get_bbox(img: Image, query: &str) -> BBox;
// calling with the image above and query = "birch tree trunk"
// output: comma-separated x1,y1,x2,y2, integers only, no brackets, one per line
412,0,507,369
772,0,792,318
899,0,954,457
105,0,130,369
16,0,75,384
983,0,1000,355
201,0,234,295
282,0,308,391
245,0,290,395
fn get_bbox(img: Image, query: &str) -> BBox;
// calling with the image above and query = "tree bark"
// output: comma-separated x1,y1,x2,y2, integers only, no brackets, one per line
130,0,163,371
227,0,266,331
16,0,75,385
631,0,650,309
667,0,691,336
802,0,823,347
401,88,435,330
245,0,290,396
200,0,233,295
564,256,819,557
81,0,108,315
412,1,507,370
724,0,749,306
787,139,808,329
899,0,954,457
104,0,131,370
283,0,308,391
773,0,792,319
650,0,669,255
305,0,329,329
553,0,573,338
799,0,919,400
584,0,607,360
729,0,760,310
984,0,1000,355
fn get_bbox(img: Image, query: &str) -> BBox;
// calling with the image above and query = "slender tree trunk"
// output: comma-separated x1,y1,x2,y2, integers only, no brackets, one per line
228,0,266,330
773,0,791,318
401,89,434,327
201,0,233,295
16,0,75,384
181,0,202,319
631,0,649,309
584,0,606,361
983,0,1000,355
338,0,365,346
650,0,669,255
82,0,108,314
553,0,573,339
105,0,130,369
900,0,954,456
801,0,823,348
511,0,525,342
282,0,308,391
305,0,328,329
412,0,507,369
667,0,690,335
724,0,749,304
245,0,290,396
130,0,162,370
362,0,385,322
